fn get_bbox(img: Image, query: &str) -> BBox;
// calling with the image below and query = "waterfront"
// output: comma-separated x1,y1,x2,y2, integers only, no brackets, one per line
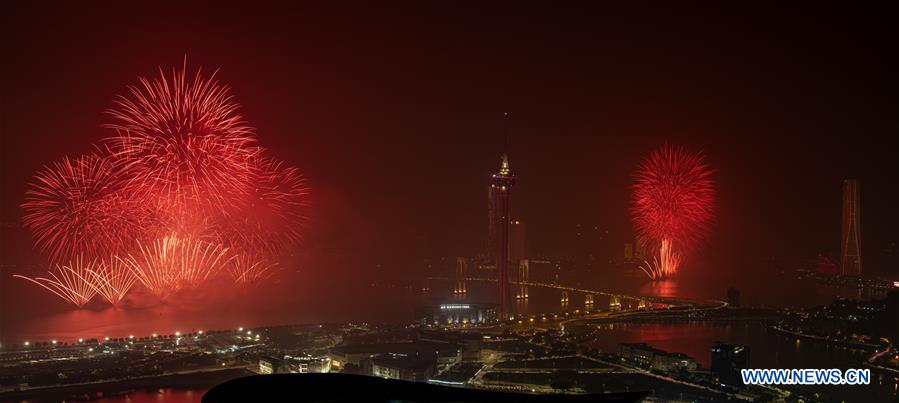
3,266,895,402
2,265,890,345
584,321,897,402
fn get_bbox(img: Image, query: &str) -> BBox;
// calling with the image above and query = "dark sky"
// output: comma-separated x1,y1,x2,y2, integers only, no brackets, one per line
2,3,898,285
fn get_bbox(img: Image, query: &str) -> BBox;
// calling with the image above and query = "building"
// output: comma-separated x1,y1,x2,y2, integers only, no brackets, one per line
619,343,657,367
414,303,498,326
259,355,286,374
284,355,331,373
619,343,698,372
653,352,699,372
329,341,461,378
726,287,741,308
371,354,435,382
840,179,862,276
711,342,749,385
488,154,516,316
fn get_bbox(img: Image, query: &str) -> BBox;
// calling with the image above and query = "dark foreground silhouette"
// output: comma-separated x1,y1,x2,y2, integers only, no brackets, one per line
203,373,648,402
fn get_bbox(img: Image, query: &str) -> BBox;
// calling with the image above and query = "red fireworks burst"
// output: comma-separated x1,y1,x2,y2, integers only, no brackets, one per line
216,157,312,254
22,154,145,263
18,60,312,307
631,145,715,279
104,60,260,215
121,235,233,299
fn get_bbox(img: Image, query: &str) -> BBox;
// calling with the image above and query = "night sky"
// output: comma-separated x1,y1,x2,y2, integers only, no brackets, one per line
3,3,898,289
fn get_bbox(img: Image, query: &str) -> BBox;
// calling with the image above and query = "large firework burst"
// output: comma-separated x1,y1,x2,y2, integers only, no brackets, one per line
631,145,715,279
18,60,312,307
104,60,260,214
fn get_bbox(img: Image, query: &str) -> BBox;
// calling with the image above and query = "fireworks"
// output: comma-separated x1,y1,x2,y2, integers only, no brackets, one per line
122,235,233,299
227,253,277,285
86,257,138,306
18,60,311,307
22,154,143,263
632,145,715,279
104,60,259,214
217,157,312,254
14,257,99,308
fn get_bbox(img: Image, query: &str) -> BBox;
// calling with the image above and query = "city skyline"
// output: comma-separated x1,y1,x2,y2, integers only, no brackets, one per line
2,3,898,402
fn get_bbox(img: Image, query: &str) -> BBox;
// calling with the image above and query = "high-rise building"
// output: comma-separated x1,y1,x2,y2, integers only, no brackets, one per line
488,154,516,316
711,342,749,385
840,179,862,277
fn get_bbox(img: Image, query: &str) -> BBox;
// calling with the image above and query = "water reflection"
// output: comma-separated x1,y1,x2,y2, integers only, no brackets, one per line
638,279,678,298
97,388,202,403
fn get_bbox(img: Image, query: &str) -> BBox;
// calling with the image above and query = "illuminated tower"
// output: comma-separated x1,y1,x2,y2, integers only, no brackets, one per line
489,154,516,316
840,179,862,277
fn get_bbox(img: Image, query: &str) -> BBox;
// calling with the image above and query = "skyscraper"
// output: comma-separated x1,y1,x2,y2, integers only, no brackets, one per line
488,154,516,316
711,342,750,385
840,179,862,277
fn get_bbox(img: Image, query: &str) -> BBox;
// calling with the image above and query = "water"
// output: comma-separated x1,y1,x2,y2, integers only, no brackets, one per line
99,388,205,403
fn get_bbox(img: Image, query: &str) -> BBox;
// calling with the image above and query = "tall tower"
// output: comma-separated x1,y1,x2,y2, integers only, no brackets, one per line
489,154,516,316
840,179,862,276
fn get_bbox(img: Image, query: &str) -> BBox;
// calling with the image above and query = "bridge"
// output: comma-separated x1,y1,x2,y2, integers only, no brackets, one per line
425,276,727,309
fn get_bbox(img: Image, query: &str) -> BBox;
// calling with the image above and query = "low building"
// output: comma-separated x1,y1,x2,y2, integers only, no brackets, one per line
414,303,498,326
371,353,435,382
259,355,286,374
652,351,698,372
619,343,697,372
618,343,658,367
329,341,461,374
284,355,331,373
